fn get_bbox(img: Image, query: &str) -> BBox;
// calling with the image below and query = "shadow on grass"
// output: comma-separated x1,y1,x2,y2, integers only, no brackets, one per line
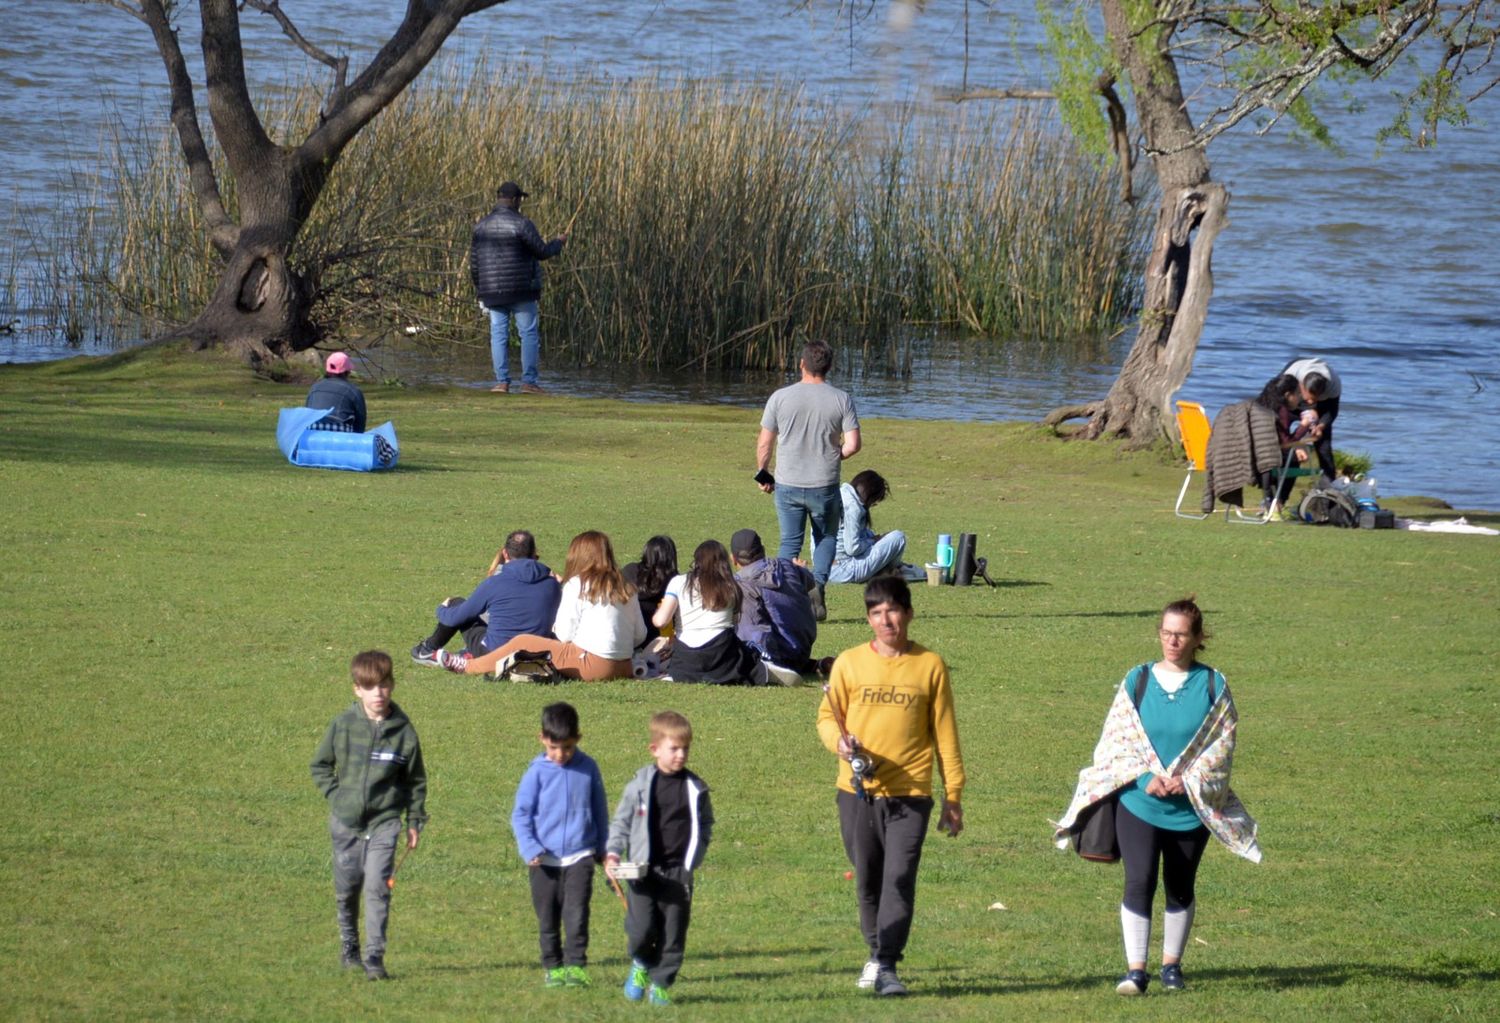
916,958,1500,998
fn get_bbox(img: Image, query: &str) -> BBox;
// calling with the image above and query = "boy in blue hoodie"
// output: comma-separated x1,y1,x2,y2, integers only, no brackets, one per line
511,702,609,987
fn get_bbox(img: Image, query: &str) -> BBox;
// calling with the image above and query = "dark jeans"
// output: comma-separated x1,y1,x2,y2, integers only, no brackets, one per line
1115,802,1210,916
837,790,932,966
529,860,595,968
624,866,693,988
1309,396,1339,479
423,595,489,656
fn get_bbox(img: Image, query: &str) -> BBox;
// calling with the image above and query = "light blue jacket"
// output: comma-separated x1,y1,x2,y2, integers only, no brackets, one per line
835,482,877,560
511,749,608,863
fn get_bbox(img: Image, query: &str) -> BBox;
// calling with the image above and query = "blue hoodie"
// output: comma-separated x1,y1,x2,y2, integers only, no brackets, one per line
437,558,562,653
511,749,609,863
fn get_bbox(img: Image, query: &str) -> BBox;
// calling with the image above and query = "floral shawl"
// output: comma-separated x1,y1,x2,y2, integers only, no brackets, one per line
1051,668,1262,863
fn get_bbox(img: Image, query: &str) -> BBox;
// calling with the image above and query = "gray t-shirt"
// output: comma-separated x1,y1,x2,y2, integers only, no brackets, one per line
761,381,860,488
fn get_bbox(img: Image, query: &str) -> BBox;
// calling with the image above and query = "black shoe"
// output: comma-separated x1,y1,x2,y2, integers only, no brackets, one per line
816,655,836,679
1160,963,1185,991
1116,968,1148,995
809,584,827,622
340,939,361,970
364,955,388,981
411,642,443,668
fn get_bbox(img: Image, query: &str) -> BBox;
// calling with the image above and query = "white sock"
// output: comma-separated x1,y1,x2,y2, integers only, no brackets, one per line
1163,903,1196,960
1120,905,1151,964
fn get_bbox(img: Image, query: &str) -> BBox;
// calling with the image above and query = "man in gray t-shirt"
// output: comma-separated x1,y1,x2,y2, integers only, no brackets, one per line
756,340,861,620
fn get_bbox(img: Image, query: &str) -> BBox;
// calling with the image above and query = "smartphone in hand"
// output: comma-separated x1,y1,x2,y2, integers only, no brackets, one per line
754,468,774,487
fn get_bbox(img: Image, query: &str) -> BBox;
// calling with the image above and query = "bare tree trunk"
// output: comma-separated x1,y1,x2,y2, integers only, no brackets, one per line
170,149,330,362
106,0,511,363
1045,0,1223,448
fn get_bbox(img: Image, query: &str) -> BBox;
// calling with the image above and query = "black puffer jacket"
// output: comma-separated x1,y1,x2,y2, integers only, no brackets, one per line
470,204,565,308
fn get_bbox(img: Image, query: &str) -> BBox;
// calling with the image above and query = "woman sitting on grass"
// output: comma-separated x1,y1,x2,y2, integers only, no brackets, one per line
654,540,797,685
1052,597,1260,997
622,534,678,645
829,469,907,585
441,531,645,680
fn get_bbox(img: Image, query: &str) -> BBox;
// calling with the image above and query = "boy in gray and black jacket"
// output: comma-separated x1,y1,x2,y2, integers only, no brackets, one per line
310,651,428,980
605,711,713,1007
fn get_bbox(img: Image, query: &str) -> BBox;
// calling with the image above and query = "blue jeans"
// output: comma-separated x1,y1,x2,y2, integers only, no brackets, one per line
488,300,540,386
829,529,907,584
774,483,841,585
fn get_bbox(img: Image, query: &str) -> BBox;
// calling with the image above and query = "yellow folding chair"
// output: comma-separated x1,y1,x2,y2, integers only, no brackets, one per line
1173,400,1211,519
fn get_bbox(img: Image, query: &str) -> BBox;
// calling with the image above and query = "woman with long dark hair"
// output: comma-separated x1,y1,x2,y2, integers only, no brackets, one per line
1053,598,1260,996
441,531,644,680
654,540,795,685
1253,374,1311,510
622,535,679,644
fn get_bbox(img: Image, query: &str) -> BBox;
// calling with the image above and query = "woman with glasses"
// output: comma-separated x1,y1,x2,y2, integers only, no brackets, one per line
1053,598,1261,996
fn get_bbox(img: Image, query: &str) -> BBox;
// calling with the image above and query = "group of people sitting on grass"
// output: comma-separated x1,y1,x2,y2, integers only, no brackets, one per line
408,526,859,685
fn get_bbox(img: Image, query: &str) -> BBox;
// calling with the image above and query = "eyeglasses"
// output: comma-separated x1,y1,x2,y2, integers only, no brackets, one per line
1159,629,1195,642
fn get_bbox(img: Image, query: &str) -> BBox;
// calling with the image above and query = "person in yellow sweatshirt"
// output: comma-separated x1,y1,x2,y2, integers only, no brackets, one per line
816,575,965,998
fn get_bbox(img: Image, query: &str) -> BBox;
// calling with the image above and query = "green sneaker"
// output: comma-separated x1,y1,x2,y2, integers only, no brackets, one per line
562,965,591,987
648,983,672,1006
623,961,649,1001
544,967,567,988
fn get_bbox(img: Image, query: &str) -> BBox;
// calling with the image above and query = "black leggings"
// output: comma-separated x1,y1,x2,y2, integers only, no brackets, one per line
1116,802,1210,916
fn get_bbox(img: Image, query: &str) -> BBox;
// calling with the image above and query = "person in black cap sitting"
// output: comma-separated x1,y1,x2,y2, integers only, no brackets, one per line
730,528,818,674
470,181,568,394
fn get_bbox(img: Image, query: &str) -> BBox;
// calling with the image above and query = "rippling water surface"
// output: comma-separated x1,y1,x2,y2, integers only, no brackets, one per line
2,1,1497,507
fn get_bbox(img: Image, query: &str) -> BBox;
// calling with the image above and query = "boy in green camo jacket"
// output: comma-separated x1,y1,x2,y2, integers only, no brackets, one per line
310,650,428,980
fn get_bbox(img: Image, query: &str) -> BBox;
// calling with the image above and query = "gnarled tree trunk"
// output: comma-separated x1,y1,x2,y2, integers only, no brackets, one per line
1045,0,1224,448
104,0,510,363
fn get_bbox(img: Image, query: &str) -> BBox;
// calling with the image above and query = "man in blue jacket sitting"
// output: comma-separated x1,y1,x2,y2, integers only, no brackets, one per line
731,528,818,673
410,530,562,668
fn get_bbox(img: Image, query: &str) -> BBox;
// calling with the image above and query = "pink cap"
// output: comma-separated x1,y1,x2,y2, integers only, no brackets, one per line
325,352,351,375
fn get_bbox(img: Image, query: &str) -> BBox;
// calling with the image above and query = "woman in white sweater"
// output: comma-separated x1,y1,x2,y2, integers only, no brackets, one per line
442,531,645,680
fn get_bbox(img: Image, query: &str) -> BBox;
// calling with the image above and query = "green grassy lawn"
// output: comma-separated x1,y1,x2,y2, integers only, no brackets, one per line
1,349,1496,1021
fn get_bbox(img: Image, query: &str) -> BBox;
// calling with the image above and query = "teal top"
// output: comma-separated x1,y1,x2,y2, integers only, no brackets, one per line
1118,664,1215,831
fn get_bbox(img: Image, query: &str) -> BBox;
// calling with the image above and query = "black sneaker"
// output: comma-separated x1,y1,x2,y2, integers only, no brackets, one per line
340,939,361,970
1160,963,1185,991
411,642,443,669
873,966,908,996
364,955,389,981
1116,968,1148,995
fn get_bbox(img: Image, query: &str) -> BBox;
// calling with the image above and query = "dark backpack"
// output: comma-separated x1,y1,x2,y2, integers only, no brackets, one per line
1298,484,1359,527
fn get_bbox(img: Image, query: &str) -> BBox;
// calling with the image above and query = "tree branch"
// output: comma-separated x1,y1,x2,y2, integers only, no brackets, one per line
240,0,350,115
300,0,511,167
131,0,238,255
200,0,275,168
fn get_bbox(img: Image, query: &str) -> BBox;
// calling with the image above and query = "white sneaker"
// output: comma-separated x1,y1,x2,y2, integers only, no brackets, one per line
763,661,802,687
856,960,880,989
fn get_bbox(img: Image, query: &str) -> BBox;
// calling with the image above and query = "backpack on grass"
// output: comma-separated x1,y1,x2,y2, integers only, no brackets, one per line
1298,483,1359,527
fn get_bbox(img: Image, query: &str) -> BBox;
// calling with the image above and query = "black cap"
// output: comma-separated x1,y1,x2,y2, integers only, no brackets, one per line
498,181,529,199
730,528,764,562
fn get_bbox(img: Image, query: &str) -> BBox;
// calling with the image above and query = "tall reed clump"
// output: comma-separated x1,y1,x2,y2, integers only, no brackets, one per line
70,61,1148,369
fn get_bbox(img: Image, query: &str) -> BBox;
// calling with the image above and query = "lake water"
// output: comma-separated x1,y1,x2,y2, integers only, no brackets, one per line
2,1,1497,508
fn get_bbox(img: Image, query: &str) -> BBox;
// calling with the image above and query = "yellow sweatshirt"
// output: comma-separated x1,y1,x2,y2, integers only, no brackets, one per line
817,641,965,803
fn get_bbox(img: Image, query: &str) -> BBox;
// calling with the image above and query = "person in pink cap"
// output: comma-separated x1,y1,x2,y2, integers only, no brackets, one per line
305,351,367,433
